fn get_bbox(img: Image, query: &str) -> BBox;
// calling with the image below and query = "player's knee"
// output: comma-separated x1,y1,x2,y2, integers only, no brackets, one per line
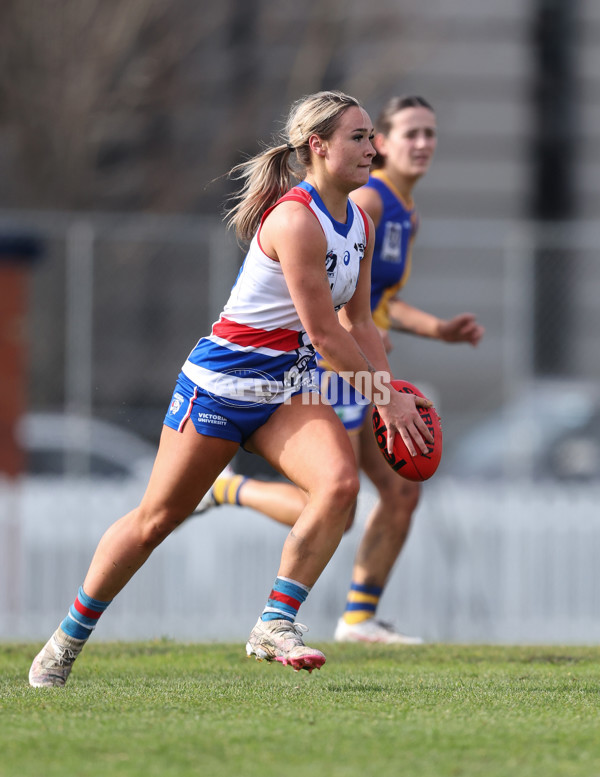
399,480,421,512
312,467,359,515
334,470,361,512
381,478,421,513
343,501,358,533
136,506,186,549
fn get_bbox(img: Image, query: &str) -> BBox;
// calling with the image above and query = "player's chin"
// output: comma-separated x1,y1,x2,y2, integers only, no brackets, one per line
411,161,431,176
352,167,371,186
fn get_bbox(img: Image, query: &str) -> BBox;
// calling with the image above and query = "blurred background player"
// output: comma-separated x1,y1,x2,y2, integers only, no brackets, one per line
194,95,485,645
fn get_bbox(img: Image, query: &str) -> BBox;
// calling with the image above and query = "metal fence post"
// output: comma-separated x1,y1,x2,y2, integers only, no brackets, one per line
65,220,95,476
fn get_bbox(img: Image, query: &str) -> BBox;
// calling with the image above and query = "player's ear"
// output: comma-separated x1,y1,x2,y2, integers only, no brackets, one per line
309,134,327,157
373,132,387,156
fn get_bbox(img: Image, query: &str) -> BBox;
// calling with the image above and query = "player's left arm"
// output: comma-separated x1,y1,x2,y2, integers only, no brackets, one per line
340,223,433,456
388,298,485,347
338,221,389,373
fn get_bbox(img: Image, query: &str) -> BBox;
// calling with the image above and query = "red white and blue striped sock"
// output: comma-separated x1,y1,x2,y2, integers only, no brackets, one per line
60,586,112,641
261,576,310,623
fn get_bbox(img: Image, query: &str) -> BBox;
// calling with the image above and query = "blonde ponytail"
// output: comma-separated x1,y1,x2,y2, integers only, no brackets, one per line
225,90,361,242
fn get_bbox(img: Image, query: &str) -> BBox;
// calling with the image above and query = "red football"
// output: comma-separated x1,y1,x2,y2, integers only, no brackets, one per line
372,379,443,482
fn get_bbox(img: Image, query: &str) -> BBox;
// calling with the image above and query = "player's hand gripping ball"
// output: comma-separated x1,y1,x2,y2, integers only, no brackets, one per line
372,380,443,482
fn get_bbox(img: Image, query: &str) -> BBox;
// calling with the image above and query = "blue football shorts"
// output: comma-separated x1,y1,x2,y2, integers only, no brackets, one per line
164,371,318,445
317,366,371,433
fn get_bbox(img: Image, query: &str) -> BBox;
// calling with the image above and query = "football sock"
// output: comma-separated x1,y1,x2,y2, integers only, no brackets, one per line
261,576,310,622
60,585,112,640
342,581,383,625
212,474,247,506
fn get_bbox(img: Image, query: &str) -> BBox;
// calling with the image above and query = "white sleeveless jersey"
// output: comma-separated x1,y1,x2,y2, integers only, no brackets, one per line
182,182,369,404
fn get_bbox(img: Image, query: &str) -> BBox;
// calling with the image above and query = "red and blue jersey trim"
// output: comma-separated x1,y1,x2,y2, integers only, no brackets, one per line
212,317,303,352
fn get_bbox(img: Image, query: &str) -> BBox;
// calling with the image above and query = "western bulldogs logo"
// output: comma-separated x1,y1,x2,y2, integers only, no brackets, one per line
284,344,316,388
169,392,184,415
325,251,338,290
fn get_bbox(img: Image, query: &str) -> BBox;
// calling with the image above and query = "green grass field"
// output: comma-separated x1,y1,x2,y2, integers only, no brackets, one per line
2,642,600,777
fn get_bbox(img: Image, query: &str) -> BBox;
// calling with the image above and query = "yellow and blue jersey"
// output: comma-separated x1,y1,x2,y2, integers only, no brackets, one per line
368,170,418,330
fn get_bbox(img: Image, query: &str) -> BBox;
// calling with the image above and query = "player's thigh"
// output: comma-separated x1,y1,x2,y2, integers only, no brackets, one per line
141,422,239,518
247,394,359,497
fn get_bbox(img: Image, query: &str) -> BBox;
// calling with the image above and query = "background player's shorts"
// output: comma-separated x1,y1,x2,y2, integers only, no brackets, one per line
317,367,370,433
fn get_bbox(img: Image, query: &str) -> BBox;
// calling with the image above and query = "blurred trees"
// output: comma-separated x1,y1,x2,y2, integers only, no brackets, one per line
0,0,414,214
0,0,289,212
0,0,178,209
0,0,272,211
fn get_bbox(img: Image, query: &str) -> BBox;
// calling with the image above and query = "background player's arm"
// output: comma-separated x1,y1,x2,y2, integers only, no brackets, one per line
351,184,483,348
388,298,484,346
